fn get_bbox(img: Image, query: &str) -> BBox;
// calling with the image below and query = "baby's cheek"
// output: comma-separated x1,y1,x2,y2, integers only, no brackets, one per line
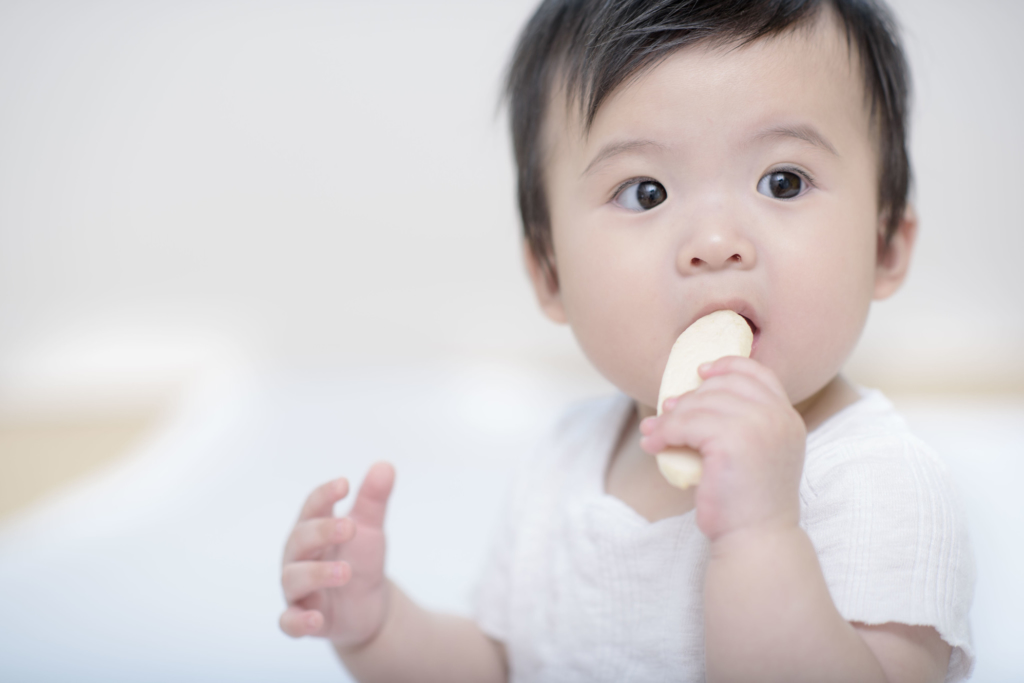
562,286,665,407
570,306,664,407
772,281,872,404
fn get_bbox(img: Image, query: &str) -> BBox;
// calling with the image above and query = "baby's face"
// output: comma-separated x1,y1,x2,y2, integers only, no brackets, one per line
535,17,909,410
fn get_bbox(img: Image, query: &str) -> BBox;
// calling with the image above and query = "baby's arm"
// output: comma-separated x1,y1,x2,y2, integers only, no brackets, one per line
641,358,950,682
279,463,507,683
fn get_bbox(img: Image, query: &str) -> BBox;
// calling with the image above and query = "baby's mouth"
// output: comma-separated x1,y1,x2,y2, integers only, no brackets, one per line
740,314,760,354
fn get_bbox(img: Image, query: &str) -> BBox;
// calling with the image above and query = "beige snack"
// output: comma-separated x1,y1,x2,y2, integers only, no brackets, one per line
656,309,753,489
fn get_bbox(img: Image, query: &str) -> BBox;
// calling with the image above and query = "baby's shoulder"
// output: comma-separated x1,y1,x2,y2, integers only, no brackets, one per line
799,391,976,680
550,392,632,441
528,393,632,469
504,393,632,507
800,389,965,519
804,390,948,480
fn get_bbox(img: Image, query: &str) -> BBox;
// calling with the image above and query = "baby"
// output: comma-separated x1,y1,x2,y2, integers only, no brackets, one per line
279,0,975,680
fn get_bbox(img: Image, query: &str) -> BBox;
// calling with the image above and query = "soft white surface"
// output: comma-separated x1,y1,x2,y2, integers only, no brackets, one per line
0,368,1021,682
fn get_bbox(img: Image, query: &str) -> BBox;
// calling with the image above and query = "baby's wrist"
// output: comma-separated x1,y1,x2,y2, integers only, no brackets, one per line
707,512,802,559
332,579,395,656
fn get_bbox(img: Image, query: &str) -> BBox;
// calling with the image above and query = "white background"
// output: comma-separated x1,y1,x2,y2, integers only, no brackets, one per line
0,0,1022,413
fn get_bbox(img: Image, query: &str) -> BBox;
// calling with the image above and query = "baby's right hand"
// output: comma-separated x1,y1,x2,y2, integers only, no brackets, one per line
279,462,395,649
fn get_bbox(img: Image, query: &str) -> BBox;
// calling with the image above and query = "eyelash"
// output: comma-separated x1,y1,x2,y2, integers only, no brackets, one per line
610,167,817,200
610,176,657,203
767,165,816,188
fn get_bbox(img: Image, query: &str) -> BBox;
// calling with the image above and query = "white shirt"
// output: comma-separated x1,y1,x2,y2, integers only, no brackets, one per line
474,390,975,682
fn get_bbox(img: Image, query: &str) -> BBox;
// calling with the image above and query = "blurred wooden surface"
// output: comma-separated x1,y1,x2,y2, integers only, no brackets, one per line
0,414,157,521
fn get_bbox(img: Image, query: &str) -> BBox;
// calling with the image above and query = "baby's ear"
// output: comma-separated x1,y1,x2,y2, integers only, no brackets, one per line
523,240,567,324
873,204,918,300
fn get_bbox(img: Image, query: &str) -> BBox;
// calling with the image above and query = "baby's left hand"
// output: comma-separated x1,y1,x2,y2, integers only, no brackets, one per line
639,356,806,543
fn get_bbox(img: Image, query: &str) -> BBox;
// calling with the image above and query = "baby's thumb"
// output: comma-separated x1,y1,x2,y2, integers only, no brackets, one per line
348,461,396,530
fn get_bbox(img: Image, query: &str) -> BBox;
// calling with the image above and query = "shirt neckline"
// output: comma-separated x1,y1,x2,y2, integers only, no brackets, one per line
588,394,698,528
584,387,887,526
805,386,889,449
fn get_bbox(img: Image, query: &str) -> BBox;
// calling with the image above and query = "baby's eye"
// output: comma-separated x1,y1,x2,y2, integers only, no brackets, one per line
757,170,806,199
614,180,667,211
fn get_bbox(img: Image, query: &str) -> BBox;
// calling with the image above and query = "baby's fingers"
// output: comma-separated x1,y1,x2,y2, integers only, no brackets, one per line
699,356,789,401
279,606,324,638
298,477,350,522
640,405,728,455
281,560,352,603
283,516,356,564
349,462,396,530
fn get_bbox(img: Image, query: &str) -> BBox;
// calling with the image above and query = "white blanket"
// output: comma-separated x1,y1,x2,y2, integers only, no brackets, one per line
0,364,1020,682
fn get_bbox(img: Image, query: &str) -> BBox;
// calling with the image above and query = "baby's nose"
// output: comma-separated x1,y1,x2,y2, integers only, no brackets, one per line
675,230,756,275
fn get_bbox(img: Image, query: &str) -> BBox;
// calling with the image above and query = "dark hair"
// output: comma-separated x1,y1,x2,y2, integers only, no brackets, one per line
505,0,911,278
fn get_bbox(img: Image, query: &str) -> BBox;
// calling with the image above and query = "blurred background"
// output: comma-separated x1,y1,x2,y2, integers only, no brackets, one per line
0,0,1021,681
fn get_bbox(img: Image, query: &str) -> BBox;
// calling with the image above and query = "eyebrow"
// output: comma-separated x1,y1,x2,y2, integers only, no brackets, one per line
581,139,668,177
755,124,840,157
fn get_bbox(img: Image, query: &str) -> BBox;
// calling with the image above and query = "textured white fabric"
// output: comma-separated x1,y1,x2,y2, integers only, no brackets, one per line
474,390,975,682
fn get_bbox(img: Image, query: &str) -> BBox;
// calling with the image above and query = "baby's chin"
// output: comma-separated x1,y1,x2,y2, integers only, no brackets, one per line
634,399,659,420
614,376,660,418
594,373,658,417
573,343,662,413
764,342,851,407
